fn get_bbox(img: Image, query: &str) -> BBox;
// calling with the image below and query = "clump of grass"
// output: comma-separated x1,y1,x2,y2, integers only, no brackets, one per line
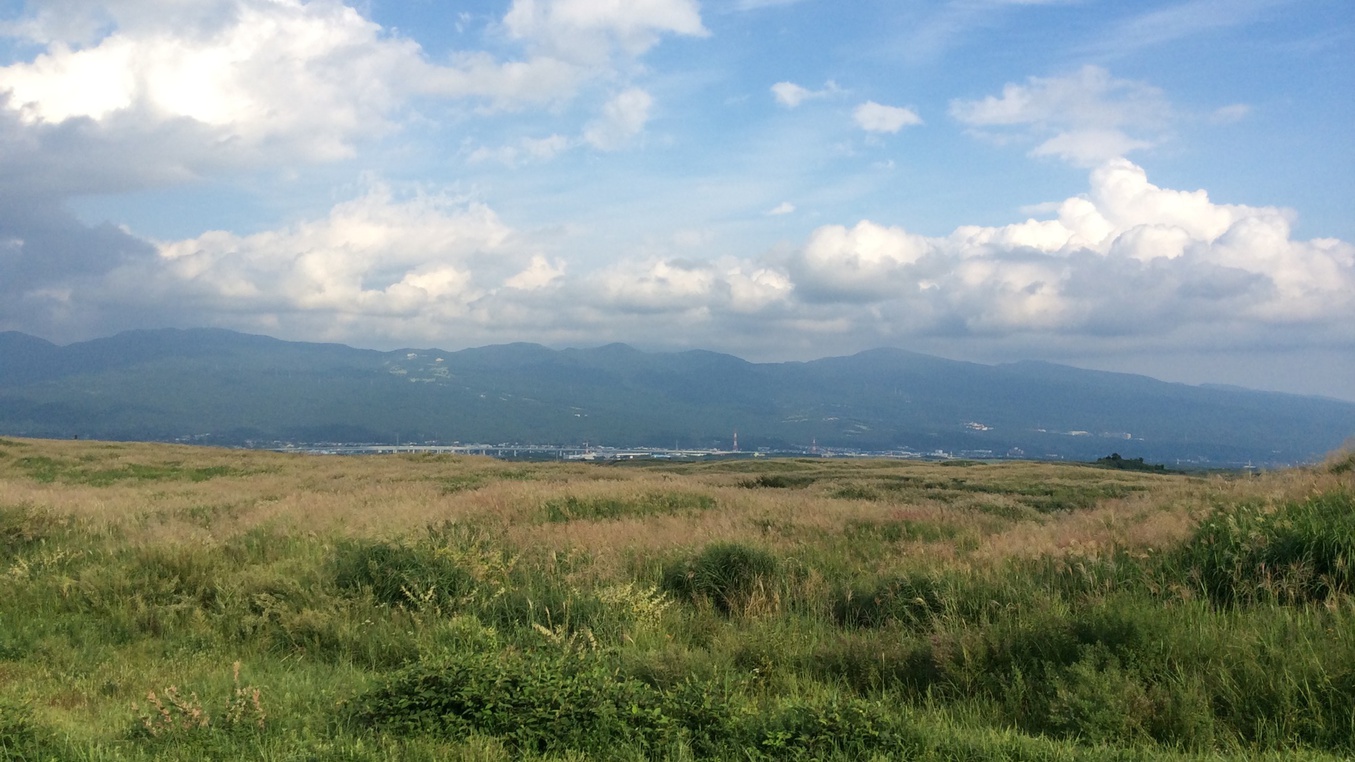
130,662,266,741
830,484,879,500
831,574,947,629
844,518,957,544
541,492,714,523
357,644,918,759
332,538,476,611
0,503,63,554
15,455,249,486
1329,450,1355,475
133,686,210,738
1174,490,1355,605
438,474,486,494
739,474,818,489
355,645,672,755
663,543,779,615
0,696,55,759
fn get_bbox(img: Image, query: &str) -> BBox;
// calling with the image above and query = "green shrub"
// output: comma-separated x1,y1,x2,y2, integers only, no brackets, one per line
355,647,673,755
357,646,920,760
1176,490,1355,605
744,697,910,760
808,634,940,694
332,539,475,611
0,697,49,758
0,503,61,555
663,543,779,615
831,575,946,629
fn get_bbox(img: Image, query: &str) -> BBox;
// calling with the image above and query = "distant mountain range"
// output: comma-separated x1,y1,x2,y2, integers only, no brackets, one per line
2,328,1353,466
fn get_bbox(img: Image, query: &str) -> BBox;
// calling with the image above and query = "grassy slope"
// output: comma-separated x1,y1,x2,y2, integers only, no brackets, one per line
1,437,1353,760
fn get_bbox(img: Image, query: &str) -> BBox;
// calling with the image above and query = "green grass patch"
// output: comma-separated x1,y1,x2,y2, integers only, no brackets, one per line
663,543,779,616
740,474,819,489
542,492,715,523
1174,489,1355,606
15,456,254,485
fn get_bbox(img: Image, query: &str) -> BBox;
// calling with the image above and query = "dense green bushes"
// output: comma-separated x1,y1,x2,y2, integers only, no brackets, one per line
1174,490,1355,605
355,643,920,760
333,538,476,611
662,542,779,615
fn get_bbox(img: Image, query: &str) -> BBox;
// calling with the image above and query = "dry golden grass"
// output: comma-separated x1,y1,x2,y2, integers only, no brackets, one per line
3,436,1350,578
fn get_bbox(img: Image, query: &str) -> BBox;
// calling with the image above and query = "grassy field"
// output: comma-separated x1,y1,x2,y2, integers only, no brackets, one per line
2,437,1354,760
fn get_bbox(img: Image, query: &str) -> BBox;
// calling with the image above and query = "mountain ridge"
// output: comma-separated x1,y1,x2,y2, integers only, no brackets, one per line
1,328,1352,465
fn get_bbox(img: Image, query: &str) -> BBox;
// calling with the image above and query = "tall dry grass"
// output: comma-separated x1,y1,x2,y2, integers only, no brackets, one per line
5,437,1346,569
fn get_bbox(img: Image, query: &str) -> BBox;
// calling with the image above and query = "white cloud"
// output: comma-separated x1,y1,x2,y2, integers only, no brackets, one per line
8,156,1350,378
468,133,574,166
145,183,519,317
853,101,923,133
767,201,796,216
0,1,420,160
786,159,1354,339
0,0,693,191
583,87,654,150
771,80,839,108
950,66,1170,165
504,0,707,61
505,255,565,290
1031,129,1154,166
793,220,935,300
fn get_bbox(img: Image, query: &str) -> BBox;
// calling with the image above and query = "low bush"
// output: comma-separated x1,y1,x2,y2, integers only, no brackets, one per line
831,574,947,629
0,697,56,759
357,645,921,759
355,646,672,755
663,543,779,615
1175,490,1355,605
332,539,475,611
0,503,62,555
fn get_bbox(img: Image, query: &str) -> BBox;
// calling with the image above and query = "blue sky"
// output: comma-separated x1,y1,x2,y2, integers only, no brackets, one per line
1,0,1352,400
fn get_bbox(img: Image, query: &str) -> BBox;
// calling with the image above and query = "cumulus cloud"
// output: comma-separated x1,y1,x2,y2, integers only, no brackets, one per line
121,184,522,326
787,159,1354,341
950,65,1170,165
0,1,425,162
468,134,573,166
5,154,1350,376
771,80,839,108
853,101,923,133
503,0,707,62
196,161,1349,348
583,87,654,150
0,0,693,188
767,202,796,216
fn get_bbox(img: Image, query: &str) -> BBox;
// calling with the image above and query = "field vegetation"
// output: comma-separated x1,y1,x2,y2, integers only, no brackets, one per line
1,437,1354,760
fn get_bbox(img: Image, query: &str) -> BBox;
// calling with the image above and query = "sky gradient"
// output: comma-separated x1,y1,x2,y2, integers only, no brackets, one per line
1,0,1352,400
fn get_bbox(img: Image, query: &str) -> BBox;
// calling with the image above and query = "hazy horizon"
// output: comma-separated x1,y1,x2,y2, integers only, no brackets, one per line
12,324,1355,405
